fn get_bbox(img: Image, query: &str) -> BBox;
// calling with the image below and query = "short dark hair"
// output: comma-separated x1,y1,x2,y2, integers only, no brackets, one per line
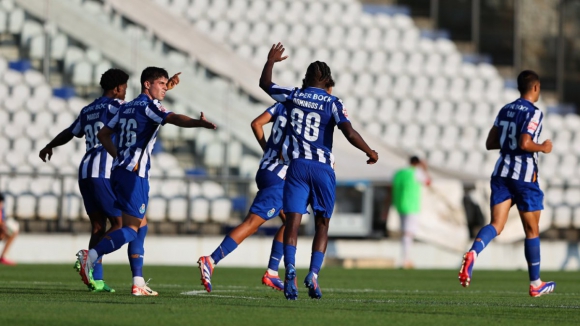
517,70,540,94
302,61,335,90
410,156,420,165
0,193,4,202
99,68,129,91
140,67,169,89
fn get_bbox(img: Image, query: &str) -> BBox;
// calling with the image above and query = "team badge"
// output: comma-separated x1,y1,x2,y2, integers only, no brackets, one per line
139,204,146,214
267,208,276,217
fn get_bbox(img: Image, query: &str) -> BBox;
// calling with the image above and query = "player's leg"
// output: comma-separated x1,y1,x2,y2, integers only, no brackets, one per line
87,210,107,289
400,214,418,269
129,216,157,296
0,228,18,265
262,211,285,291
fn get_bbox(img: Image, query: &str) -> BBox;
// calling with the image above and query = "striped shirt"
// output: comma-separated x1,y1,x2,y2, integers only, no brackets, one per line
107,94,172,178
259,103,289,179
68,96,124,180
491,98,544,182
266,83,350,166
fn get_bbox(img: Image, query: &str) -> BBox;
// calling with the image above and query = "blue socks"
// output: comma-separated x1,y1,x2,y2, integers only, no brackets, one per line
268,240,284,271
470,225,498,255
128,225,148,278
525,237,541,282
283,244,297,267
309,251,325,275
211,235,238,265
92,256,103,280
93,227,137,257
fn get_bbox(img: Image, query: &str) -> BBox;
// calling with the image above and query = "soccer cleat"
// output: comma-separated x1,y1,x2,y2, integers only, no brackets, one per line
304,272,322,299
197,256,214,293
0,257,16,265
132,281,158,296
92,280,115,293
262,271,283,291
458,251,475,287
284,264,298,300
530,281,556,297
75,250,96,290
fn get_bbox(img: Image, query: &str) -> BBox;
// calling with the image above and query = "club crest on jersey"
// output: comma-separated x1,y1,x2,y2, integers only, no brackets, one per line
139,204,146,214
267,208,276,217
342,108,349,118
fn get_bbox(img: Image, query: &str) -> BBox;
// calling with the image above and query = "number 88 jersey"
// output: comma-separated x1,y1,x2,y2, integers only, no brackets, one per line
492,98,544,182
267,83,350,166
107,94,172,178
69,96,124,180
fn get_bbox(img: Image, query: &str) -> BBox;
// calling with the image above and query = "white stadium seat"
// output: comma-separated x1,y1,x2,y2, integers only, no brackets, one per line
191,197,210,223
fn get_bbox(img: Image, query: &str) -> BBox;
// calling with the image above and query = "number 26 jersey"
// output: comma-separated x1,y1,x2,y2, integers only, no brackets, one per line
107,94,172,178
492,98,544,182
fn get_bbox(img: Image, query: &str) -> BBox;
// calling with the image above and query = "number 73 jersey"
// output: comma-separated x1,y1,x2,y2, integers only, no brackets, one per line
492,98,544,182
267,83,350,166
107,94,172,178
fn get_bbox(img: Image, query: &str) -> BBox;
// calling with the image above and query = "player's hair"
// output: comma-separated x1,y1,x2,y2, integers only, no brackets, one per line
0,193,4,202
410,156,420,165
140,67,169,89
517,70,540,94
99,68,129,91
301,61,335,90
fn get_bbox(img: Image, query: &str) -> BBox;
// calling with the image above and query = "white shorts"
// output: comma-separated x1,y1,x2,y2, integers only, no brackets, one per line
399,214,419,235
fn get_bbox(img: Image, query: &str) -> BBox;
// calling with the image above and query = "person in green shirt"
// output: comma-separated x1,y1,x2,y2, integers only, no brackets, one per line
392,156,431,269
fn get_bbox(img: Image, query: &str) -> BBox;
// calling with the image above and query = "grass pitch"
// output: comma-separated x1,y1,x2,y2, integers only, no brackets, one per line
0,264,578,325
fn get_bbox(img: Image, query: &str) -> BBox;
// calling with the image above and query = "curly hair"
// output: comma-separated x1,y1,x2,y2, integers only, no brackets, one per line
99,68,129,91
301,61,335,90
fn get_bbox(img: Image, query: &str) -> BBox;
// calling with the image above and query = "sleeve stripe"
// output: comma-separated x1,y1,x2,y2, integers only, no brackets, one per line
145,106,164,124
332,103,341,123
71,120,82,135
107,112,119,128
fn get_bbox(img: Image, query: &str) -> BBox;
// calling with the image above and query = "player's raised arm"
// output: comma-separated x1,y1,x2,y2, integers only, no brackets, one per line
96,126,118,159
250,110,274,152
259,42,288,92
338,121,378,164
485,126,501,150
166,72,181,90
165,112,217,129
39,127,76,162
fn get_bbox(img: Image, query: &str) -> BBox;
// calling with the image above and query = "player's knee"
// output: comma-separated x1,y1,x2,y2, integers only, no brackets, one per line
490,223,504,235
91,222,106,235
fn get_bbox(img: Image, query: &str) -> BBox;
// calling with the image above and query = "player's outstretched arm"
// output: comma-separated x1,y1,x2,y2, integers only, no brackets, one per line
485,126,501,150
39,128,74,162
250,111,273,152
338,122,378,164
97,126,118,159
519,134,552,153
259,42,288,92
165,112,217,129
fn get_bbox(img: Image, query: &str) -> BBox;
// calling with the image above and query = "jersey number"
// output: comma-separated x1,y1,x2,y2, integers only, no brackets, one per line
499,120,517,150
84,121,105,149
118,118,138,147
290,108,320,142
272,116,288,144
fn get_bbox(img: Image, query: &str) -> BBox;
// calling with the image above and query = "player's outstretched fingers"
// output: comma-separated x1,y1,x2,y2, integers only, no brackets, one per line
167,72,181,90
200,112,217,130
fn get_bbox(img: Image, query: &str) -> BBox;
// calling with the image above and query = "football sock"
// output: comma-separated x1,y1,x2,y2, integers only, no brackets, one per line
401,234,412,263
470,224,498,255
92,256,103,281
525,237,541,283
93,227,137,257
283,244,297,268
309,251,324,275
128,225,147,278
133,276,146,287
267,269,278,276
267,240,284,272
210,235,238,265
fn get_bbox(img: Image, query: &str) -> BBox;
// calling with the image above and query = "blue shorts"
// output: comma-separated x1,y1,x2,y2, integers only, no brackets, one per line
78,178,120,218
111,168,150,219
490,176,544,212
283,159,336,218
250,169,284,220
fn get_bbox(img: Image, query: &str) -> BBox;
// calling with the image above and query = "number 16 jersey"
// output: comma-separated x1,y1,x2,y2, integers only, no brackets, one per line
492,98,544,182
107,93,172,178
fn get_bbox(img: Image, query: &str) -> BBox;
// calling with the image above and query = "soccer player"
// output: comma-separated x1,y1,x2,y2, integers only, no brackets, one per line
75,67,216,296
198,102,288,292
39,68,130,291
259,43,379,300
458,70,555,297
391,156,431,269
0,193,19,266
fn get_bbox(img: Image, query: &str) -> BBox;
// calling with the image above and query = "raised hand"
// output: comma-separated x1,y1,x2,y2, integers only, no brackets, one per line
200,112,217,130
39,146,53,162
167,72,181,90
366,150,378,164
267,43,288,63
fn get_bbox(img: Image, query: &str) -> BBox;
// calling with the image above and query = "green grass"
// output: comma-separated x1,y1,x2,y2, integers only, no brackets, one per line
0,264,578,326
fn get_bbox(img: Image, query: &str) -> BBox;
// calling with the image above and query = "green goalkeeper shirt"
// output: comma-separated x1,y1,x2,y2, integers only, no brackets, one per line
392,167,423,215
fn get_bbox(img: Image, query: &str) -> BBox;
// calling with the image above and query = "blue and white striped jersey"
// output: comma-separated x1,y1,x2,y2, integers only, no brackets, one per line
491,98,544,182
107,94,172,178
259,103,289,180
267,83,349,166
68,96,123,180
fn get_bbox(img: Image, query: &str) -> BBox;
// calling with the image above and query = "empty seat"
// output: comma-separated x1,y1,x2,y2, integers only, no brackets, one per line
62,194,82,221
210,198,231,223
16,194,36,219
191,197,209,222
167,197,188,222
147,197,167,222
553,205,572,228
38,195,59,220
